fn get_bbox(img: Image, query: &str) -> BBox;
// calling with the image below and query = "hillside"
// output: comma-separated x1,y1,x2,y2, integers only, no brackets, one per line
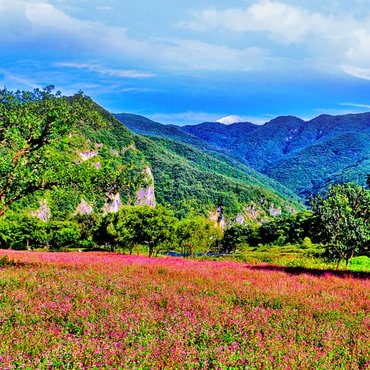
132,134,302,220
117,112,370,199
0,89,302,224
0,88,151,220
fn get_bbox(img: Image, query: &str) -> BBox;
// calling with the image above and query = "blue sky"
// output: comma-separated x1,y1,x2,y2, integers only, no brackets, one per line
1,0,370,125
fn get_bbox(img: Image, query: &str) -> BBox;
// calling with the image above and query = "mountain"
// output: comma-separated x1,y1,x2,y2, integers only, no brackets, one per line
114,114,303,219
116,112,370,199
0,90,151,220
114,113,211,149
132,134,302,220
0,90,301,224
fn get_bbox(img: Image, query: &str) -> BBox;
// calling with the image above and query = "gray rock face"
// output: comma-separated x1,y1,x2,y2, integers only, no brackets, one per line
79,150,99,161
269,204,282,217
30,200,51,222
136,167,156,207
74,199,93,215
103,193,122,214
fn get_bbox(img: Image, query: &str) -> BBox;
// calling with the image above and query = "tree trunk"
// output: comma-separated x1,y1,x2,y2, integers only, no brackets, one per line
336,258,343,270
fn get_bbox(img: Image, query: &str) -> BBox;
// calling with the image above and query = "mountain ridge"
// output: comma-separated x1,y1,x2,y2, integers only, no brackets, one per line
115,111,370,199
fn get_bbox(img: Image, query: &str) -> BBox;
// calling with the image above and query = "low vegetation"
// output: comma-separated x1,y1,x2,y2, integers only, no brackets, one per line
0,250,368,368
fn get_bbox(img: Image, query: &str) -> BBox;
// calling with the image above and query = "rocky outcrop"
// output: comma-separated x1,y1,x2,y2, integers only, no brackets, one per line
235,214,245,224
269,204,282,217
79,150,99,161
110,148,119,156
30,199,51,222
74,198,93,215
122,143,136,154
209,207,226,230
103,193,122,214
136,167,156,207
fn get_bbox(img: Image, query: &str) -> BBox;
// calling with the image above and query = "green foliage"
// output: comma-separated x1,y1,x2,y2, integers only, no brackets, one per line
0,212,48,250
222,211,315,252
310,183,370,268
46,221,81,250
0,87,104,215
133,135,301,219
176,216,222,256
222,224,254,253
0,87,148,219
97,205,177,256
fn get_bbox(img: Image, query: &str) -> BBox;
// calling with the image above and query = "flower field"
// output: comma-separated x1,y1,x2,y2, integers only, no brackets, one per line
0,250,369,369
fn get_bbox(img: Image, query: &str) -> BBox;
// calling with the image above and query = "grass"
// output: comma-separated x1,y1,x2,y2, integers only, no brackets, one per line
231,245,370,272
0,249,369,368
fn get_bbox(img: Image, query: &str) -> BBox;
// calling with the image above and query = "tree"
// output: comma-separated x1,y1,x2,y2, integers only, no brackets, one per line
310,183,370,269
0,87,105,216
221,224,251,254
176,216,222,257
73,213,101,248
103,205,177,256
46,220,81,250
0,212,48,250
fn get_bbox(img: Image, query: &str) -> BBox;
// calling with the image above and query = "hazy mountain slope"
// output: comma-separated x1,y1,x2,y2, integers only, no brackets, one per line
114,113,214,149
267,132,370,197
181,121,259,149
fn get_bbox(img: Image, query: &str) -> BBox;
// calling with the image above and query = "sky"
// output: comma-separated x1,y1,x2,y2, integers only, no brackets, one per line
2,0,370,125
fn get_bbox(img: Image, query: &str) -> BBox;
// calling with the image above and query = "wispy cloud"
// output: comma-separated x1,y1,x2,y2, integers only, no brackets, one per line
341,65,370,81
0,68,39,89
340,102,370,109
160,39,268,71
56,62,154,78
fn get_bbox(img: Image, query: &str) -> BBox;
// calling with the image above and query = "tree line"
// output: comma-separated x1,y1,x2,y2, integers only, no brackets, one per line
0,181,368,268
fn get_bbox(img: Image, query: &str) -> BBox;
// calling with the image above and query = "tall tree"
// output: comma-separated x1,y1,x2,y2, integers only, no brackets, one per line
176,216,222,257
310,183,370,268
0,87,105,216
105,205,177,256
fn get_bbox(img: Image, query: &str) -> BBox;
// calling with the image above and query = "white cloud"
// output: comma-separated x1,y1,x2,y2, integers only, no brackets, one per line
341,65,370,80
3,0,370,77
0,0,148,57
55,62,154,78
0,0,270,72
181,1,370,78
181,1,329,44
217,115,243,124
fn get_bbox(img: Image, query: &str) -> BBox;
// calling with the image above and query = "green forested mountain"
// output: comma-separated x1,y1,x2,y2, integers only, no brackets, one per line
0,88,149,220
117,112,370,199
0,89,301,225
132,134,302,219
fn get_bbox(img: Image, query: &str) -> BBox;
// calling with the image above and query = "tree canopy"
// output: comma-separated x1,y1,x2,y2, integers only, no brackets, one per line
0,86,106,216
310,183,370,268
